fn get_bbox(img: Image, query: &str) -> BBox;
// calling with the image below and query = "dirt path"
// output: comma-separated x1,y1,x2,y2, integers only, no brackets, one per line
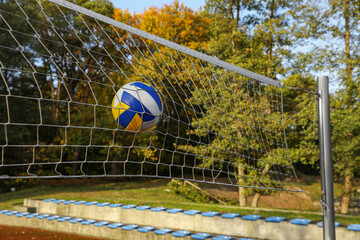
0,225,105,240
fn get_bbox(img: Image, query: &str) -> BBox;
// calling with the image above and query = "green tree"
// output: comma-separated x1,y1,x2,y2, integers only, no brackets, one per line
180,68,295,207
287,0,360,213
204,0,297,207
284,0,360,213
331,95,360,213
0,0,45,178
0,0,117,177
282,75,319,176
36,0,116,176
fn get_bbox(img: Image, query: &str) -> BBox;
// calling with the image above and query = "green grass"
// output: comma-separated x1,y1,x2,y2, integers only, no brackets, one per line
0,178,359,226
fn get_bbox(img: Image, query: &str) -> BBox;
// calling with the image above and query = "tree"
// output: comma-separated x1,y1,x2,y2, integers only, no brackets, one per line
113,1,212,177
36,0,116,175
331,95,360,213
286,0,360,213
0,0,117,177
204,0,297,207
0,0,46,178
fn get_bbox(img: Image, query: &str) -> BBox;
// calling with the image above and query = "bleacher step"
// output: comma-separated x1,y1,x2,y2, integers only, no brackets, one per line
12,205,36,213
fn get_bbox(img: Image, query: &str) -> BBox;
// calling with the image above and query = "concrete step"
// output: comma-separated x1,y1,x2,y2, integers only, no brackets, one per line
23,199,360,240
12,205,36,213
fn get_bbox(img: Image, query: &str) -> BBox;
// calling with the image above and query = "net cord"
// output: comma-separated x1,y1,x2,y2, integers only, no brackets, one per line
47,0,281,88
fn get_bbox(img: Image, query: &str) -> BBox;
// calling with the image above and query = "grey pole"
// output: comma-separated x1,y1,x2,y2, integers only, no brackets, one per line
318,76,336,240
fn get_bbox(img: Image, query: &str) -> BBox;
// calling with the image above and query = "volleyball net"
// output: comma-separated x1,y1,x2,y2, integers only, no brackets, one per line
0,0,302,192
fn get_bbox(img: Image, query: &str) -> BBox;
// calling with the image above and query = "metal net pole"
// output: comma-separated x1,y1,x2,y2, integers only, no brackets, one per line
318,75,336,240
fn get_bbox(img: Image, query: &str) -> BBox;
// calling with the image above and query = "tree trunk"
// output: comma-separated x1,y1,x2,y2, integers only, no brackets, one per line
239,185,247,207
251,163,270,207
55,77,62,120
236,0,240,23
341,169,352,214
344,0,351,86
251,192,261,207
228,0,234,19
238,164,247,206
340,1,353,216
267,0,275,78
72,147,80,175
111,153,119,175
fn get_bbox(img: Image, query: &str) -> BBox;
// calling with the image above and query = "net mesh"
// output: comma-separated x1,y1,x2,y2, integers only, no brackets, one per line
0,0,302,191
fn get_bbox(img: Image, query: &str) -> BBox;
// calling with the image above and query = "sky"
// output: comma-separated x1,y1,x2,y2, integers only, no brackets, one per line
111,0,206,13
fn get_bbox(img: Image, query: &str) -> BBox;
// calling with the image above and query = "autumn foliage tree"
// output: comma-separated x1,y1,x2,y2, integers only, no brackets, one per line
112,1,212,175
114,1,210,51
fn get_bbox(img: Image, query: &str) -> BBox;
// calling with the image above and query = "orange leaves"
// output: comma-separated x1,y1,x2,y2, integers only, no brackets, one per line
111,1,211,89
113,0,211,51
113,8,139,27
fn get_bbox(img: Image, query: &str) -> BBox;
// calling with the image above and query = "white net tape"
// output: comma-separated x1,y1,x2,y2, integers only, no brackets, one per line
0,0,302,192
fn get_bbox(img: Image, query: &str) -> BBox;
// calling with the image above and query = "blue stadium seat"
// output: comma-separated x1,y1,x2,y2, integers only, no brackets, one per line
53,199,66,204
84,201,98,206
36,214,50,219
151,207,166,212
69,218,84,223
15,212,29,217
46,215,61,221
5,211,19,216
57,217,72,222
172,230,191,237
242,215,261,221
191,232,211,239
201,211,219,217
167,208,183,214
317,221,340,228
154,228,172,235
121,204,136,209
96,202,110,207
136,206,151,211
348,224,360,231
137,226,155,233
81,219,97,225
122,224,138,231
290,218,311,226
212,235,233,240
74,200,87,205
109,203,123,208
94,221,109,227
63,200,76,205
183,210,201,215
221,213,240,219
0,210,9,215
265,216,285,223
26,213,40,218
44,199,56,202
107,223,124,229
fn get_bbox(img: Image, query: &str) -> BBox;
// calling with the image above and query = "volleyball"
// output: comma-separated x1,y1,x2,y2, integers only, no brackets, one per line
112,82,163,131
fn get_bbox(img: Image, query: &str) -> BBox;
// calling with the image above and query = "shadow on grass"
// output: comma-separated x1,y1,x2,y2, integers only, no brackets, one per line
0,177,170,207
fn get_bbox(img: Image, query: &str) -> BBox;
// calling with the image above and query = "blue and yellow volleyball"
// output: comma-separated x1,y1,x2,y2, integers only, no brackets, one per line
112,82,163,131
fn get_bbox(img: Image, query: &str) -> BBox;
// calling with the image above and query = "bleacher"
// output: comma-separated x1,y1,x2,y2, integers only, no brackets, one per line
0,199,359,240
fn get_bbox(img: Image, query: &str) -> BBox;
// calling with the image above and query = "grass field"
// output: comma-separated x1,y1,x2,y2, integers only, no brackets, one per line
0,176,359,226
